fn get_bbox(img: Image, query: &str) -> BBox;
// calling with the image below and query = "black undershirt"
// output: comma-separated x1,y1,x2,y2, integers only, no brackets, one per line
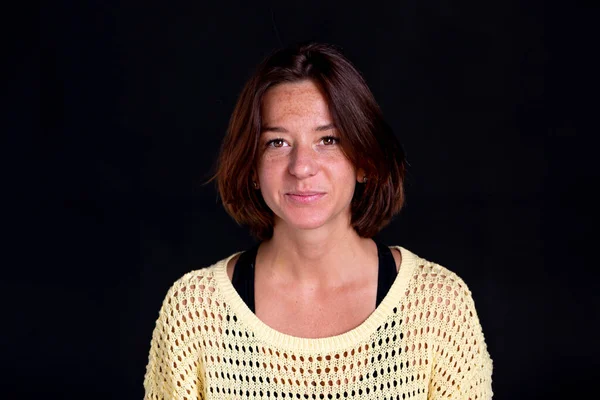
231,239,398,313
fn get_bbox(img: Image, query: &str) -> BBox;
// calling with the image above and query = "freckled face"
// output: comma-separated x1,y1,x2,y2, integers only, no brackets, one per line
257,80,359,233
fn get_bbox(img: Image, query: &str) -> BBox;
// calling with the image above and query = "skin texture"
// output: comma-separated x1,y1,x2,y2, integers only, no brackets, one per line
228,80,401,338
257,80,360,234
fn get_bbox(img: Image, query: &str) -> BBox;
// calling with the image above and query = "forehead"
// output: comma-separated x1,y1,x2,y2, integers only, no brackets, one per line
261,80,331,124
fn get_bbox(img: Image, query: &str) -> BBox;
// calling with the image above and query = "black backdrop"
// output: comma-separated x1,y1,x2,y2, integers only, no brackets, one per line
15,1,596,399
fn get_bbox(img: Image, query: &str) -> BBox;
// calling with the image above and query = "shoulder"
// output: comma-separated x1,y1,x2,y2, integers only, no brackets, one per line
397,247,486,336
159,252,242,309
392,245,475,299
417,258,471,294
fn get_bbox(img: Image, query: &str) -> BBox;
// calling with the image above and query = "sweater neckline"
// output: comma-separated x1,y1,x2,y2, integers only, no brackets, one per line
213,245,419,352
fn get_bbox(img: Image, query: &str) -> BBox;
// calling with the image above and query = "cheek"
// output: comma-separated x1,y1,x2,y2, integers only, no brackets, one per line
257,159,286,191
258,148,293,168
330,158,357,181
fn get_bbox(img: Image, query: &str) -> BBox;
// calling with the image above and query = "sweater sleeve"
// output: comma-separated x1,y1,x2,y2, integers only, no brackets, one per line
144,279,206,400
428,273,493,399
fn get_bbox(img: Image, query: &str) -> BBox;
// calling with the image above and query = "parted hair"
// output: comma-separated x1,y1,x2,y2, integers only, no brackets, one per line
214,42,407,240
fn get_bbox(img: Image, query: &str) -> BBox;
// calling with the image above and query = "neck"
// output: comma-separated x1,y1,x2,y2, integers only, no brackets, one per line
258,219,376,287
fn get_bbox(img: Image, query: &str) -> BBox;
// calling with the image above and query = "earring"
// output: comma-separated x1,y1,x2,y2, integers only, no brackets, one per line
252,181,259,189
362,176,368,183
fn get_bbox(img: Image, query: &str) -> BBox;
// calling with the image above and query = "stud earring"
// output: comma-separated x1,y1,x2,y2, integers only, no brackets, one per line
252,181,259,189
362,176,368,183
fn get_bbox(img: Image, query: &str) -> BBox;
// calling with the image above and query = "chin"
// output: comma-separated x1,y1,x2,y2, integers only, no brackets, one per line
282,215,328,231
276,208,345,232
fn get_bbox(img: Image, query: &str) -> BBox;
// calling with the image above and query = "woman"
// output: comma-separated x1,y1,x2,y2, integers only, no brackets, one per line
144,42,493,399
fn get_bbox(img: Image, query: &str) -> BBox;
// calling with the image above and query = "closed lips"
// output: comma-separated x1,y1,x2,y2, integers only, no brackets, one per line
285,192,326,203
287,192,325,195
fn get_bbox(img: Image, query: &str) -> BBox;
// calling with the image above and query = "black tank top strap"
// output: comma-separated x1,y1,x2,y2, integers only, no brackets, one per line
231,243,259,313
231,239,398,313
374,238,398,307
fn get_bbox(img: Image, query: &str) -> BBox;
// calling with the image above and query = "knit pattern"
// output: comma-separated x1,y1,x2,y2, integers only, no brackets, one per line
144,246,493,399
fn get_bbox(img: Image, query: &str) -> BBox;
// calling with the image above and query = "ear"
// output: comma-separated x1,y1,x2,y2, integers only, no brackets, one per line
251,171,260,189
356,168,366,183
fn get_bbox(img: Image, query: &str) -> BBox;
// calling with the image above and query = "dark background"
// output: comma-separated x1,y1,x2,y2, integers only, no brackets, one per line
11,1,596,399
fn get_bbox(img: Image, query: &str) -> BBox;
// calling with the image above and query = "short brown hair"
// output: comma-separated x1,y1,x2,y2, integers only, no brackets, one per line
214,42,407,240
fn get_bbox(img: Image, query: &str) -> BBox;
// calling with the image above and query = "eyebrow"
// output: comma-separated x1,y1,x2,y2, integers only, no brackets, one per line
261,123,336,133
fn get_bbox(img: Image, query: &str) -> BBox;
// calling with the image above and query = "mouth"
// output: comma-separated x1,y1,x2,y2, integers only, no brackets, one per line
285,192,326,204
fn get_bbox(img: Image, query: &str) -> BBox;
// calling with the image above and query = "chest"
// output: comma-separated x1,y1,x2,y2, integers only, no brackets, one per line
197,306,432,400
254,279,377,338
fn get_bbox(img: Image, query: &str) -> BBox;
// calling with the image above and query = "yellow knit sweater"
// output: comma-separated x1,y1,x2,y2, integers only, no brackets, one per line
144,246,493,399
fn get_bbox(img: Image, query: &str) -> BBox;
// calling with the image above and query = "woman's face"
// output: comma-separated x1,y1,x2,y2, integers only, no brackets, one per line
257,80,360,234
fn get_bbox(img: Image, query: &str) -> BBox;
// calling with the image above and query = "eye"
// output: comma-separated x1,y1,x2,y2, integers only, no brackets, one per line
266,138,287,148
320,136,340,145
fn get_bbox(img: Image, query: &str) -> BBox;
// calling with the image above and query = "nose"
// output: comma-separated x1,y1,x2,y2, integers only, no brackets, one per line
288,143,318,179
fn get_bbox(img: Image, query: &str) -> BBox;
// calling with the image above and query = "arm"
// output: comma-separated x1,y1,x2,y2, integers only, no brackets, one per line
428,275,493,399
144,280,206,400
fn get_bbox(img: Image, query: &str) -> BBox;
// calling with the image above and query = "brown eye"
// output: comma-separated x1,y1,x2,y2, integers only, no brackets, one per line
267,139,286,148
321,136,339,145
